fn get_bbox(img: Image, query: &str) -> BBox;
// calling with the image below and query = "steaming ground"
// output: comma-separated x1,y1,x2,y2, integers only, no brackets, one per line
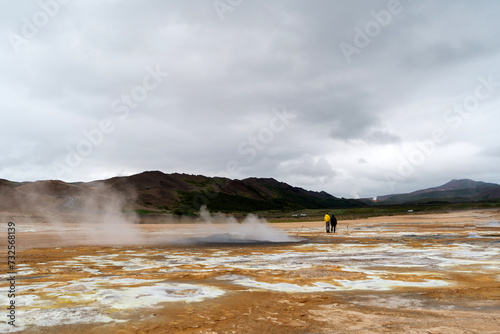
167,207,299,244
1,210,499,333
0,208,298,247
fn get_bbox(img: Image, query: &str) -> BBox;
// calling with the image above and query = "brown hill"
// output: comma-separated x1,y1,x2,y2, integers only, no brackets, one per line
17,180,88,197
0,171,364,214
95,171,364,213
373,179,500,204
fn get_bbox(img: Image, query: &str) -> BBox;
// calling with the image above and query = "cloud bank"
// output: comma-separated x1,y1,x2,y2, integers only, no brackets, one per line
1,0,499,197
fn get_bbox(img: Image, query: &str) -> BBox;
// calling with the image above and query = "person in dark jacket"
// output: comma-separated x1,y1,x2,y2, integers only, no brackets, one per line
330,214,337,233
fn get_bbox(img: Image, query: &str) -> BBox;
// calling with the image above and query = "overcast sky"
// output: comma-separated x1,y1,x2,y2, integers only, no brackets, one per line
1,0,499,198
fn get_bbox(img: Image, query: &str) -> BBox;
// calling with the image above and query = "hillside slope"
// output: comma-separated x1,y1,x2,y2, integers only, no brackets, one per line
375,179,500,204
95,171,364,213
0,171,365,214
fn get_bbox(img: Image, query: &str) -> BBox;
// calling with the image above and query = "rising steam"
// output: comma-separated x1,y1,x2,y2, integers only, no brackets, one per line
8,180,145,247
69,182,144,245
5,180,296,247
177,205,297,244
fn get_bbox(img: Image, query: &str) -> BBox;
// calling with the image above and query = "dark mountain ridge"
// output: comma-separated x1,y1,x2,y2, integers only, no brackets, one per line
4,174,498,213
96,171,364,213
373,179,500,204
1,171,365,213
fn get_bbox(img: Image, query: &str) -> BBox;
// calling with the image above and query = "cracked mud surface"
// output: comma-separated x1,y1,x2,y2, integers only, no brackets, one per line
1,210,499,333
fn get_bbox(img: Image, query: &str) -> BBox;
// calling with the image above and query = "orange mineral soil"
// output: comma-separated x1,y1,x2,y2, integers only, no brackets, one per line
1,209,499,333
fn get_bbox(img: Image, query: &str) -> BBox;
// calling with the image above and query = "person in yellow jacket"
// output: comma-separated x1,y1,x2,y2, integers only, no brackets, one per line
324,213,331,233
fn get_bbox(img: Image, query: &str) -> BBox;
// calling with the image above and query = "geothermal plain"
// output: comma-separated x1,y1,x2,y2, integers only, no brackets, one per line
1,208,499,333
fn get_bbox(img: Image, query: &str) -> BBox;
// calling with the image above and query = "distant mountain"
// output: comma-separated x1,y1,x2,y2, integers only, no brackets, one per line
0,171,365,214
373,179,500,204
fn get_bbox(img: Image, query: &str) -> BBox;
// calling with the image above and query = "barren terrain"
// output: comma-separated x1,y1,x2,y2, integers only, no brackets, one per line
1,209,499,333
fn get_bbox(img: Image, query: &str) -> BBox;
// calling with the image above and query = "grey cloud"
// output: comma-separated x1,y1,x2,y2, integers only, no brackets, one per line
403,39,500,70
364,129,401,145
1,1,499,197
277,155,338,185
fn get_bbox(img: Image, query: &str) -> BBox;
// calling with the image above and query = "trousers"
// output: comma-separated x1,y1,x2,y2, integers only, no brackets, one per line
326,221,337,233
